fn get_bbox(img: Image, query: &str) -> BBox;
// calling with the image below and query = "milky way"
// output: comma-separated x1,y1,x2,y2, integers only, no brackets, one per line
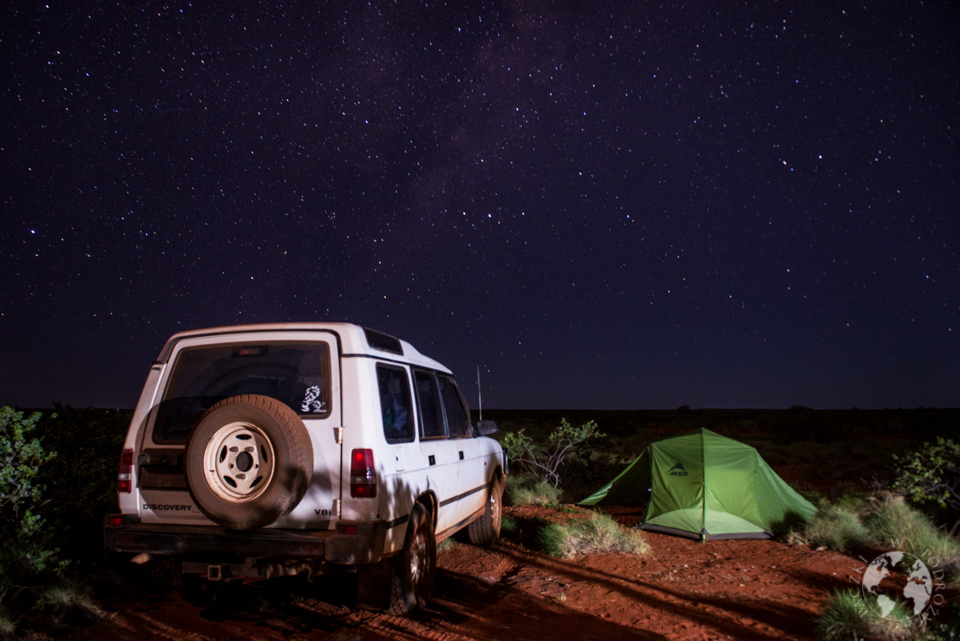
2,2,958,410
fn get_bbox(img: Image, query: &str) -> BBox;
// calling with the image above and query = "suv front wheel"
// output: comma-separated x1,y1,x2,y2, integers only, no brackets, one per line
467,476,503,547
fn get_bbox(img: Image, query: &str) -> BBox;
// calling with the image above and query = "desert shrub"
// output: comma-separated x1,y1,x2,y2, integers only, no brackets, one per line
0,407,127,637
35,406,128,563
795,502,870,552
817,589,915,641
864,494,960,573
891,437,960,535
0,407,65,604
501,418,604,488
505,474,561,506
539,513,650,559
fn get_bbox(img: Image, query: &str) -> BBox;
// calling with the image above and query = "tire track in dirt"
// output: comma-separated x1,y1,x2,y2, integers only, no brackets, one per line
358,612,470,641
77,504,885,640
113,609,220,641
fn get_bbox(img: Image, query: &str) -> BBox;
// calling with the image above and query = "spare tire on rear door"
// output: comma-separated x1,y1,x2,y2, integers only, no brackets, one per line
185,394,313,530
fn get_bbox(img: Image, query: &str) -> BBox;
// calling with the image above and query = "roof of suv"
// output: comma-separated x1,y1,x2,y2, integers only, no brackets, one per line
155,322,451,373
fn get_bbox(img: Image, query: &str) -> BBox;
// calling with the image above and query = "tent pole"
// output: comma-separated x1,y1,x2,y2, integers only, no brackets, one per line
701,426,706,543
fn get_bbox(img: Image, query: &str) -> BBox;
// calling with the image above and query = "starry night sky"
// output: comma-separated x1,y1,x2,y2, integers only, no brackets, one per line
3,2,958,411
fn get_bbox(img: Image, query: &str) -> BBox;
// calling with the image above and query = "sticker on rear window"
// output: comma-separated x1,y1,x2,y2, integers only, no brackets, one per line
302,385,325,413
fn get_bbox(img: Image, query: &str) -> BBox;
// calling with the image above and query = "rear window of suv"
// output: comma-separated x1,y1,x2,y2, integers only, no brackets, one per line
377,364,415,444
152,343,330,444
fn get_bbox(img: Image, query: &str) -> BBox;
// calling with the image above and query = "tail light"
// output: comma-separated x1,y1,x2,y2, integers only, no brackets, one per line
350,448,377,498
118,448,133,493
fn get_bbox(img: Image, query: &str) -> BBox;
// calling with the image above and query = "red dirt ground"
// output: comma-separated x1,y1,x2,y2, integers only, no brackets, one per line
74,504,885,641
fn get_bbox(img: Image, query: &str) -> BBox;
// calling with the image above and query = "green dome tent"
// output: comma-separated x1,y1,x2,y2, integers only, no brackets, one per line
579,428,817,540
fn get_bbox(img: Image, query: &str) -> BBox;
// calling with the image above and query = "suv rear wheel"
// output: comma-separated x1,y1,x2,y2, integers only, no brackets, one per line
388,503,435,615
185,394,313,530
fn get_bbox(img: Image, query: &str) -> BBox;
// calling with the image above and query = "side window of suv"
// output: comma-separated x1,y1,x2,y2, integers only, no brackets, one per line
438,375,472,438
414,370,446,439
377,364,415,444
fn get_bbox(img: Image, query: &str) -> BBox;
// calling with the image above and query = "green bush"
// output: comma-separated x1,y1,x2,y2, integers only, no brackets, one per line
501,418,604,488
34,406,128,562
505,474,562,506
539,513,650,559
891,437,960,535
0,407,65,604
0,406,127,636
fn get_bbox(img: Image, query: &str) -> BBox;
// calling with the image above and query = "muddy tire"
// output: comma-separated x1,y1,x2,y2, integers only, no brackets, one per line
467,476,503,547
388,503,436,616
185,395,313,530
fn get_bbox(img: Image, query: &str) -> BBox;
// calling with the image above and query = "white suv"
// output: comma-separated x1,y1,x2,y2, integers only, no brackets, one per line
104,323,506,614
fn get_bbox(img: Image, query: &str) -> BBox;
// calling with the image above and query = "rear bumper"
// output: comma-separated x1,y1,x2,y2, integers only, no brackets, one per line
104,515,387,565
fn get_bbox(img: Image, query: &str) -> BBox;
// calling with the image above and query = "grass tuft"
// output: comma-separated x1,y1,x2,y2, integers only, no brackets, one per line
864,494,960,573
505,475,561,506
791,492,960,577
437,537,456,552
38,579,106,627
539,513,650,559
817,589,874,640
795,502,870,552
817,589,917,641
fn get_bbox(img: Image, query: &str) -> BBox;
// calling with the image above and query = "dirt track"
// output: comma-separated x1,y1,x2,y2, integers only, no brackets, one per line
74,504,876,641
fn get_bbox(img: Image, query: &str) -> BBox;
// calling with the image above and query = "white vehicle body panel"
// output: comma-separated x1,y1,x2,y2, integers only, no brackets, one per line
112,322,505,566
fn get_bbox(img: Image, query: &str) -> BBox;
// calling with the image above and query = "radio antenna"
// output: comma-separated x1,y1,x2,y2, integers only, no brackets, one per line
477,365,483,421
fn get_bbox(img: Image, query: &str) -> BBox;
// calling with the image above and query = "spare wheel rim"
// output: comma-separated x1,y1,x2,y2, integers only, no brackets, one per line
202,421,276,502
